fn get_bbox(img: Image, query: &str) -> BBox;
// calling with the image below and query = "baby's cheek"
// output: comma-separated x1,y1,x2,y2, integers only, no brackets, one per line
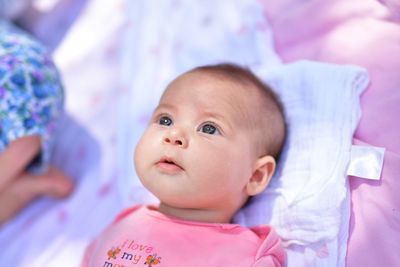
134,136,151,171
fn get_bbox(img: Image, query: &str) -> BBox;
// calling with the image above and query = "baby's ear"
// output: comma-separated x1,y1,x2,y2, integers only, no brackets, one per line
246,155,276,196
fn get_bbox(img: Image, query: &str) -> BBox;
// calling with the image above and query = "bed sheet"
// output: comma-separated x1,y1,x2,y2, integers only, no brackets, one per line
262,0,400,266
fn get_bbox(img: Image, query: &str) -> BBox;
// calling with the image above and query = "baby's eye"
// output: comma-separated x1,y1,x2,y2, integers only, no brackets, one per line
159,115,173,126
199,123,220,135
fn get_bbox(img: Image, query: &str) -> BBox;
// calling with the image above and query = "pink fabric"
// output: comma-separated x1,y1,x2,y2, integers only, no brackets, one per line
81,205,285,267
262,0,400,266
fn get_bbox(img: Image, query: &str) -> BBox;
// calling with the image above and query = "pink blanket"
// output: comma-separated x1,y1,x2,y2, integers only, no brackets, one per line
262,0,400,266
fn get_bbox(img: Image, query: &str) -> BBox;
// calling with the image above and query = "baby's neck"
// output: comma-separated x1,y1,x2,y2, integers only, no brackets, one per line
157,203,234,224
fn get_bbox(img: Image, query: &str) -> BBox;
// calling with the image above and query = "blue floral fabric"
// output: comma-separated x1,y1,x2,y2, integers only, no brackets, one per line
0,25,64,173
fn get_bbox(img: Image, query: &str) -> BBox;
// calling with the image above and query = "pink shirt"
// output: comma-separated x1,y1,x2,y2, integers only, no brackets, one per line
82,205,285,267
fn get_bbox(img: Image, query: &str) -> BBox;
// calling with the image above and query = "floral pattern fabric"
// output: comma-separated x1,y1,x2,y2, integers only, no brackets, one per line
0,24,64,173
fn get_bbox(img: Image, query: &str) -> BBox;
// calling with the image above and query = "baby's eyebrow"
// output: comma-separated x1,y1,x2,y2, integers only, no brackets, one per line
202,111,233,131
153,103,177,113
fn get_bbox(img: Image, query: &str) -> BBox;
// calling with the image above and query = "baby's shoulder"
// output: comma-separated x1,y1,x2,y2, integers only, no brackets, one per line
112,205,143,224
249,225,285,265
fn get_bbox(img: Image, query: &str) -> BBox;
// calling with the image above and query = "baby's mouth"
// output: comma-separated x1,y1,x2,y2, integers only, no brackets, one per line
156,157,184,172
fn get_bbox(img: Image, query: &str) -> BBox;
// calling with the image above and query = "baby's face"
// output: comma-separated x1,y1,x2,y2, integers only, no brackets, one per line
134,71,258,215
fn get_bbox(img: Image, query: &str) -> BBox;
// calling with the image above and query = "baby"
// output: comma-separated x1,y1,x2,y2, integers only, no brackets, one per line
82,63,287,266
0,24,73,223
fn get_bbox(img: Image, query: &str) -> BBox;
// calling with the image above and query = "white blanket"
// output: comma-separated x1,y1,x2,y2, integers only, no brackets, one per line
0,1,368,266
236,61,368,266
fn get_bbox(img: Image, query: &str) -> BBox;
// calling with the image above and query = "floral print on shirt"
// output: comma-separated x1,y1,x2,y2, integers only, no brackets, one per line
0,26,64,173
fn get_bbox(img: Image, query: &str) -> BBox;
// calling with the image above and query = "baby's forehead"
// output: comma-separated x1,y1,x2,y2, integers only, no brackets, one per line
162,71,261,124
165,71,256,99
165,72,251,103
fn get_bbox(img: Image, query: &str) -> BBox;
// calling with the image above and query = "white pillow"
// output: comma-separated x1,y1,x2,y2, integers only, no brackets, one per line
235,60,368,250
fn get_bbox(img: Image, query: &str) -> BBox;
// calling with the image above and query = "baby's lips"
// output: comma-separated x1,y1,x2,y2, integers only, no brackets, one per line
156,159,184,174
157,156,183,169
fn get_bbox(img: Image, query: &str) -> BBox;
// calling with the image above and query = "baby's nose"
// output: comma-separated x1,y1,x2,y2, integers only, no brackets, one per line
163,129,188,148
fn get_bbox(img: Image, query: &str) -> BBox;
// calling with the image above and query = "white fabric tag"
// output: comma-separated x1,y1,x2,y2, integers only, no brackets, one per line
347,145,385,180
